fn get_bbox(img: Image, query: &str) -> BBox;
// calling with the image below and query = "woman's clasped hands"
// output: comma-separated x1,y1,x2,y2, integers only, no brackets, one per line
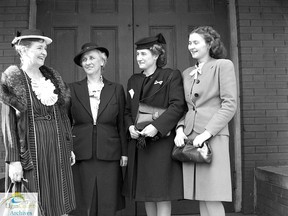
129,124,158,139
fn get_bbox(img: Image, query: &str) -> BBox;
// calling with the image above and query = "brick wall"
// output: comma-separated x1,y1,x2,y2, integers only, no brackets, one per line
255,166,288,216
237,0,288,213
257,180,288,216
0,0,29,176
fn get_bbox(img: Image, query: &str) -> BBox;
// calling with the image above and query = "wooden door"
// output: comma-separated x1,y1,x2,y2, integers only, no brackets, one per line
37,0,233,215
37,0,133,88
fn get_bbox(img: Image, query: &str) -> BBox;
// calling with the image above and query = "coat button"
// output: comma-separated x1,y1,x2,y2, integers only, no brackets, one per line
194,93,199,97
196,79,200,84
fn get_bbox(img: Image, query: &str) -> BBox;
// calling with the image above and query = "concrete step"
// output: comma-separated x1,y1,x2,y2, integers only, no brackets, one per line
175,214,257,216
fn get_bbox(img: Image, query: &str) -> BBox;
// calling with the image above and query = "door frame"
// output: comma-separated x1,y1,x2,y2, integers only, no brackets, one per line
30,0,242,212
228,0,242,212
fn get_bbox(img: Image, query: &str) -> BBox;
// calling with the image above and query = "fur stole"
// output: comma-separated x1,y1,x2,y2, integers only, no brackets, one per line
0,65,70,112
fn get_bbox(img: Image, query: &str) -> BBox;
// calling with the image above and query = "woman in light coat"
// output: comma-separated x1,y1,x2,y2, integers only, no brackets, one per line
174,26,237,216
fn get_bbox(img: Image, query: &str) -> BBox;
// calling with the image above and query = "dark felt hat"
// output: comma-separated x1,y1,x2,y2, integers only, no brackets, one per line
74,42,109,67
11,29,52,46
135,33,166,50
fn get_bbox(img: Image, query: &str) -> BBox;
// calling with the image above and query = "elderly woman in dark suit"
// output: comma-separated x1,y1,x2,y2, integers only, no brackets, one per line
123,34,186,216
68,43,128,216
174,26,237,216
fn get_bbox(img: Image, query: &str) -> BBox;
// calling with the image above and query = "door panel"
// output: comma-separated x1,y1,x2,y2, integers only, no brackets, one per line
37,0,233,215
52,28,77,83
91,27,118,82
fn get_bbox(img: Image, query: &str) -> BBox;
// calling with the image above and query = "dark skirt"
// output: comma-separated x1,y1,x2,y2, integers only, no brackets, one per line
134,134,183,202
71,126,125,216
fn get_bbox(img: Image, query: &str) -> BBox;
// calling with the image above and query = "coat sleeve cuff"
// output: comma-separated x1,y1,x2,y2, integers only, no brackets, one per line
5,150,20,163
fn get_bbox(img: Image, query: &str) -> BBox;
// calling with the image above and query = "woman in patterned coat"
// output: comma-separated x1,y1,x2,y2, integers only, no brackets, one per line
0,29,75,216
174,26,237,216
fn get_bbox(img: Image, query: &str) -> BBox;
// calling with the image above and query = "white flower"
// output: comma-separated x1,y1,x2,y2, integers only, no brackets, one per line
31,77,58,106
129,89,134,99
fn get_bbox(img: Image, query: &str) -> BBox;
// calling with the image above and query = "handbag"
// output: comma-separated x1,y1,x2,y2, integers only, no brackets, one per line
171,139,212,163
135,72,174,131
135,102,166,130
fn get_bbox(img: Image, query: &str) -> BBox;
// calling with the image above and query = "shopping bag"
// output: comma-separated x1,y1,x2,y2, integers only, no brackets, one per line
0,182,40,216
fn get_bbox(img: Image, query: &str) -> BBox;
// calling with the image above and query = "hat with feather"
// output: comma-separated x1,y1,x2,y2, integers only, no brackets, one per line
11,29,52,46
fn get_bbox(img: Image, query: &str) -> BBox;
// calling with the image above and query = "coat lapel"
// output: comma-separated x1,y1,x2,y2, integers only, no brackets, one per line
141,69,166,101
97,78,115,118
74,78,93,117
201,59,216,74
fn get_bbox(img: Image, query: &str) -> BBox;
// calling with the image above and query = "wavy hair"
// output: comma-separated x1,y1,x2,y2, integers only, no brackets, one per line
149,43,167,68
190,26,227,59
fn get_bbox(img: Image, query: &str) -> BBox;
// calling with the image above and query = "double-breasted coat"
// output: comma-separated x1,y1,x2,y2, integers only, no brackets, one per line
178,58,237,201
68,77,127,215
123,68,186,201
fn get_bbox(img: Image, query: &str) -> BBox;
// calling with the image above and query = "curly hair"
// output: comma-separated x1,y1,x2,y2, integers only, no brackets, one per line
190,26,227,59
149,43,167,68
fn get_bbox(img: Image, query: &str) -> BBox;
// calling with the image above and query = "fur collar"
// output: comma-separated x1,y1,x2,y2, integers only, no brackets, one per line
0,65,70,112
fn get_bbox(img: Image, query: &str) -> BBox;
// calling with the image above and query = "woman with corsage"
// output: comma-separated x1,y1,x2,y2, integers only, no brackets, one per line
123,33,186,216
174,26,237,216
0,29,75,216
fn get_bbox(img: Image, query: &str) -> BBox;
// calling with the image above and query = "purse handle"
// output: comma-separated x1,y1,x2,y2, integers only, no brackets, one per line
140,71,174,102
6,182,14,193
185,139,210,148
3,181,22,199
5,179,29,193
